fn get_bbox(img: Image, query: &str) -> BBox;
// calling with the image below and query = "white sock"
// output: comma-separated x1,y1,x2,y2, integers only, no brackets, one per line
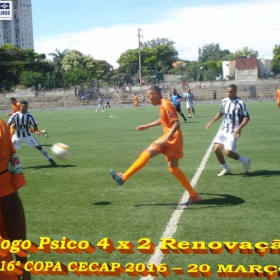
221,163,230,171
40,147,51,160
238,155,247,163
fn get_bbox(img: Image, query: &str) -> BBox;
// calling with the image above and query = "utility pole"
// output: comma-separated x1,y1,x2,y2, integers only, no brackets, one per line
138,29,143,86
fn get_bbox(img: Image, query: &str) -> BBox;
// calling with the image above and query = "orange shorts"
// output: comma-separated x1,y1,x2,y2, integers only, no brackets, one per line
277,101,280,108
152,141,183,162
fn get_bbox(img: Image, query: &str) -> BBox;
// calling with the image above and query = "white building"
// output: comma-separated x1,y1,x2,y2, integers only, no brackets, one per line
0,0,34,49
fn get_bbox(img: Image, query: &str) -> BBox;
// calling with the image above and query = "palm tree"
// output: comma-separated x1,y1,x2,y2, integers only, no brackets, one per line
48,48,70,87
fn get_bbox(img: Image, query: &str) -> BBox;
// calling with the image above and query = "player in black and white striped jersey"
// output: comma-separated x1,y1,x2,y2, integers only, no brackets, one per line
7,100,56,166
183,88,196,118
206,84,250,176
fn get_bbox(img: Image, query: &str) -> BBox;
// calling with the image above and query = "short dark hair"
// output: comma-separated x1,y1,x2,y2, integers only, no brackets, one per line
10,97,16,101
20,100,28,105
147,85,161,95
228,84,237,91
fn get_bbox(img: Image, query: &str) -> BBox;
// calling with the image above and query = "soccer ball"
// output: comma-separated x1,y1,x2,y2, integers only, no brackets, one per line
51,143,71,160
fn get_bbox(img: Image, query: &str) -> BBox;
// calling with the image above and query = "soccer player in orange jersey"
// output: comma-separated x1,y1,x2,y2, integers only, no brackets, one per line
134,93,139,109
6,97,48,137
276,85,280,109
0,119,31,280
110,86,200,204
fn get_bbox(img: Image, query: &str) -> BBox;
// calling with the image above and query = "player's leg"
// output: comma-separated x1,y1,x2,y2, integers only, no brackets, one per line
191,106,195,117
176,105,187,122
35,145,57,166
224,138,250,174
214,143,231,176
167,158,200,203
110,143,160,185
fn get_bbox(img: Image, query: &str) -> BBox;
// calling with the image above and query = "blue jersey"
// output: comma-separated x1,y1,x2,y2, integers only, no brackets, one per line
171,94,182,106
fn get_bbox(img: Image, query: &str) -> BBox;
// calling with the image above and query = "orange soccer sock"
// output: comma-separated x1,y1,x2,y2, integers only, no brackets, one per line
168,167,196,196
122,150,150,181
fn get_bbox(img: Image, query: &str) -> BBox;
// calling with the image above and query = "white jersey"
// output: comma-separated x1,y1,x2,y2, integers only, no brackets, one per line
219,97,249,134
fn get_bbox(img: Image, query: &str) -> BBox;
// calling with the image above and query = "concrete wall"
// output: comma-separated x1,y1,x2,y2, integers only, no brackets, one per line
257,58,272,78
222,61,236,79
235,67,258,80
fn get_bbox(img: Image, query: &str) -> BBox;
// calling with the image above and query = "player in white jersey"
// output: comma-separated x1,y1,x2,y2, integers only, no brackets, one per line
8,100,56,166
206,84,250,176
95,97,104,112
183,88,196,118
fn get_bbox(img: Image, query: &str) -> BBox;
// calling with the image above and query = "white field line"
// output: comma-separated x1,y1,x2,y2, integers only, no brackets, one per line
140,132,218,280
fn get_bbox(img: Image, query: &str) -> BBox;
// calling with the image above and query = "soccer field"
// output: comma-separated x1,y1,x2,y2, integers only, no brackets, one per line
1,101,279,279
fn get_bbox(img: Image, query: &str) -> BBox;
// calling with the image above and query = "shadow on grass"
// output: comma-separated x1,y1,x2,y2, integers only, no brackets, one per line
243,170,280,177
93,201,112,206
135,193,244,210
23,164,76,170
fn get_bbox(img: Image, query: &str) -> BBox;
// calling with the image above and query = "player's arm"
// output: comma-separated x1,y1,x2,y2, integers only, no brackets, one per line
233,115,250,138
159,120,180,145
206,112,223,129
32,124,40,135
136,119,161,131
6,113,13,117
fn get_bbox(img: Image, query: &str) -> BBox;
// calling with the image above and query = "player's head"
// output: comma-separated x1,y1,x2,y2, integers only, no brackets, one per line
187,88,190,92
10,97,17,104
172,88,177,94
19,100,28,113
227,84,237,100
146,86,162,106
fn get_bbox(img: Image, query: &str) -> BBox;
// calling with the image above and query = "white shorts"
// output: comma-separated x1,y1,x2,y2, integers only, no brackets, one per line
186,102,194,109
213,130,238,152
12,134,41,150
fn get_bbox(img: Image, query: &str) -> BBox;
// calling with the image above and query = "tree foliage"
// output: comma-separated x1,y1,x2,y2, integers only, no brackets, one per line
271,45,280,74
236,46,258,57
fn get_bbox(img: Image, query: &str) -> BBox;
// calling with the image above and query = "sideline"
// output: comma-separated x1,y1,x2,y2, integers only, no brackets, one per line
140,130,219,280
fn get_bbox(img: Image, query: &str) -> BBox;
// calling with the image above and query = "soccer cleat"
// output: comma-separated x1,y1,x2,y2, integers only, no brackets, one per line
48,158,57,166
184,119,188,123
42,130,48,138
185,193,201,205
217,169,231,176
110,169,124,186
188,115,192,118
243,158,251,173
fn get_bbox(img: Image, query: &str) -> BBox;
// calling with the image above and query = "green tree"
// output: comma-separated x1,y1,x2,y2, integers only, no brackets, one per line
142,38,176,48
49,48,70,86
271,45,280,74
198,43,235,62
0,44,52,89
236,46,258,57
19,71,43,87
61,50,96,85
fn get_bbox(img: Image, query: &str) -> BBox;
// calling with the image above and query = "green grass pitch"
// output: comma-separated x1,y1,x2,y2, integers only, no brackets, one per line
1,100,279,279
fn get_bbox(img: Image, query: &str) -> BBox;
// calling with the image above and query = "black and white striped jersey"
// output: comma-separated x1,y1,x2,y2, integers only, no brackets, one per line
8,112,37,137
219,97,249,133
183,92,195,106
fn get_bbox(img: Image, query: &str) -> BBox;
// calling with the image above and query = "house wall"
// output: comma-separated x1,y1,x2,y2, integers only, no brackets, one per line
222,61,236,79
235,67,258,80
257,59,272,78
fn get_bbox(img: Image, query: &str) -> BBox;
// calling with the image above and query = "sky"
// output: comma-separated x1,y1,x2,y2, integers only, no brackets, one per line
32,0,279,68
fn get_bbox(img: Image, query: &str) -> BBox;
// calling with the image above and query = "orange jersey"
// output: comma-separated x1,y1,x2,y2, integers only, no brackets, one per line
0,119,26,280
277,89,280,102
158,98,183,149
134,95,139,104
0,119,26,197
12,102,21,113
